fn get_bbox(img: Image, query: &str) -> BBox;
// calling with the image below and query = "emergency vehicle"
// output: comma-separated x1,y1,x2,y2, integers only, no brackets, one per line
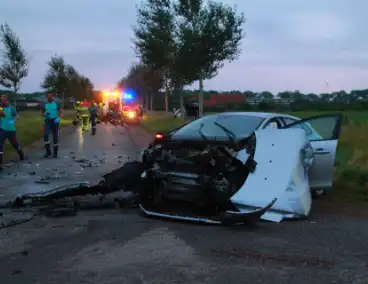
100,89,143,125
101,90,122,124
121,92,143,125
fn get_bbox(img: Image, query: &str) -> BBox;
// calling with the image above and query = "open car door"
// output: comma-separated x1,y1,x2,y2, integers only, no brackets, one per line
282,114,343,192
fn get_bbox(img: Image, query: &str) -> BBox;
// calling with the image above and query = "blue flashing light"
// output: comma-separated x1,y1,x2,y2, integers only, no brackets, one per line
123,93,133,100
122,89,136,100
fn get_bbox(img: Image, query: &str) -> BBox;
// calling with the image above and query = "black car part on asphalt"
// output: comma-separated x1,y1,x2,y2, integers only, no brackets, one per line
9,153,274,225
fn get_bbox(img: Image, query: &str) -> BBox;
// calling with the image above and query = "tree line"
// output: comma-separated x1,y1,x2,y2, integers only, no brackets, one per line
0,23,94,106
138,89,368,112
3,86,368,112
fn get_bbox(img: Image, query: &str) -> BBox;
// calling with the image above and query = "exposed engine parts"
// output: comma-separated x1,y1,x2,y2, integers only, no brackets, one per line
139,137,258,217
5,133,275,226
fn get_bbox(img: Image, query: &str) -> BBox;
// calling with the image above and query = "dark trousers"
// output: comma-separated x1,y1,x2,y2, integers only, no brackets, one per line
44,119,59,152
91,114,97,134
0,130,21,155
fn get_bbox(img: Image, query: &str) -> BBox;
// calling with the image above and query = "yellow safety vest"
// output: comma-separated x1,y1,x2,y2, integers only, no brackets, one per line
79,106,89,117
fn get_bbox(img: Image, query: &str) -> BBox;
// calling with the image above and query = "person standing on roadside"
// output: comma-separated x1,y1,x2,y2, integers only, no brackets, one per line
79,100,90,131
0,94,24,170
89,101,98,135
41,93,63,158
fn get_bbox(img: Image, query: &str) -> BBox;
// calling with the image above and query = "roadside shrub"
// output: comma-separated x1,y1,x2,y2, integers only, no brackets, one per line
342,115,349,125
257,101,273,111
334,165,368,201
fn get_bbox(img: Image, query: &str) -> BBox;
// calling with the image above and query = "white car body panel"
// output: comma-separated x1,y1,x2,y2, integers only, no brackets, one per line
309,139,338,191
231,128,312,222
140,113,342,224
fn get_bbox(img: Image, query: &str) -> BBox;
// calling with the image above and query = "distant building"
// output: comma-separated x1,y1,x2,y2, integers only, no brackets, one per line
191,93,246,106
246,97,295,105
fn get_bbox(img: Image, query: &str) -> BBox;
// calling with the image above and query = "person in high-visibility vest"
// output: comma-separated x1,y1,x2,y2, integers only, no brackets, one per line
79,100,90,131
0,94,24,170
41,93,63,158
73,101,81,126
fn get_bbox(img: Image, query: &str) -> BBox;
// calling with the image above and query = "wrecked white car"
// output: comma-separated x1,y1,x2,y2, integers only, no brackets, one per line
138,112,343,224
11,112,342,226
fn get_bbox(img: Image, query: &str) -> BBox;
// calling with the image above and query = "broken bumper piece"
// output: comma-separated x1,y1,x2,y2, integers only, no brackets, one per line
139,198,277,226
13,182,93,207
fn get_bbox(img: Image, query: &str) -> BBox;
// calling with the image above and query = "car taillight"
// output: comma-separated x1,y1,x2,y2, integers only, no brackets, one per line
155,132,164,140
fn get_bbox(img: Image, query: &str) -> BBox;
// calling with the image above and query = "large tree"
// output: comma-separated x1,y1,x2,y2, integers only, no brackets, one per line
133,0,245,115
133,0,177,112
41,55,69,102
0,23,29,106
41,55,94,104
175,0,245,115
66,65,94,101
119,62,163,110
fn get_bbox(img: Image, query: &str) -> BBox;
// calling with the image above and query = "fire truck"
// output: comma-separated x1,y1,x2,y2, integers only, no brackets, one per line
101,90,122,125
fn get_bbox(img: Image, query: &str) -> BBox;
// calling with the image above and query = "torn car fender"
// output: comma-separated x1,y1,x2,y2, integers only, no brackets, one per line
231,128,312,222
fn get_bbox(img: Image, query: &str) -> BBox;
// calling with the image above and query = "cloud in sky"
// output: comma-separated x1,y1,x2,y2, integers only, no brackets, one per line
0,0,367,93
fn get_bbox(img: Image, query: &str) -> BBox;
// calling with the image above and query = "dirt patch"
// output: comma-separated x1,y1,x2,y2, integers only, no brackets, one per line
206,247,335,269
312,196,368,219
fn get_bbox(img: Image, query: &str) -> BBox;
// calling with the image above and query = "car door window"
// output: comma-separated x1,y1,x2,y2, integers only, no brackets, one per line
283,114,342,141
283,117,298,125
263,118,282,129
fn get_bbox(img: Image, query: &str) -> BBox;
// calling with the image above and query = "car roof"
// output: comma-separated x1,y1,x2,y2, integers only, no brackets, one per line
207,112,300,120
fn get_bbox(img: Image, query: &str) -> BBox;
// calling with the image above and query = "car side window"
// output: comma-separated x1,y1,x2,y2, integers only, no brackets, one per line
283,118,297,125
263,118,282,129
283,115,342,141
283,117,315,138
288,119,338,141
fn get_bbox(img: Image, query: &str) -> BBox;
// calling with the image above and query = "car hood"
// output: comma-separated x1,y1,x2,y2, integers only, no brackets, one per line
231,127,312,222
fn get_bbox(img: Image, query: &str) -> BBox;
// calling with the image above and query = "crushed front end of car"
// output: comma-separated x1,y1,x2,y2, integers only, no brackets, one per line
138,133,276,225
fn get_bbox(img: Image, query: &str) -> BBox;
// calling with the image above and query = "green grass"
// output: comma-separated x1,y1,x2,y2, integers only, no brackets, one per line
141,114,186,134
3,110,74,156
141,110,368,203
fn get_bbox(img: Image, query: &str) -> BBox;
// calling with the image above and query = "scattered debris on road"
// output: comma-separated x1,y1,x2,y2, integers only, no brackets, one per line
2,159,275,227
0,210,35,229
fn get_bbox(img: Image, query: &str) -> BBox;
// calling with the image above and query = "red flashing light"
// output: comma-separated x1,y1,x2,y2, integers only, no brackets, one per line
155,133,164,140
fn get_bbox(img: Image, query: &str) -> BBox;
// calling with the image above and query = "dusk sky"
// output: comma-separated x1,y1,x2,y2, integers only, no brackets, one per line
0,0,366,94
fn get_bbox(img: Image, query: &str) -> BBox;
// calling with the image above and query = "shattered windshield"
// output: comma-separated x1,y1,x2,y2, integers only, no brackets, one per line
171,114,264,140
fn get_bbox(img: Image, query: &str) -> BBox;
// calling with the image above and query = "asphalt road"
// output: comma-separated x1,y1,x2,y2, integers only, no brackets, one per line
0,123,146,203
1,124,368,284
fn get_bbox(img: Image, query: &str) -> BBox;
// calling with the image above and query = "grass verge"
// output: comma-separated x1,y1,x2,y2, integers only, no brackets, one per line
141,114,186,134
4,110,74,156
141,111,368,203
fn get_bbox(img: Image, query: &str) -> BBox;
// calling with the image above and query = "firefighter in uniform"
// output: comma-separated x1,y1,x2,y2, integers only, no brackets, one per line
95,102,102,124
89,101,98,135
73,101,81,126
79,100,90,131
41,93,63,158
0,95,24,170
